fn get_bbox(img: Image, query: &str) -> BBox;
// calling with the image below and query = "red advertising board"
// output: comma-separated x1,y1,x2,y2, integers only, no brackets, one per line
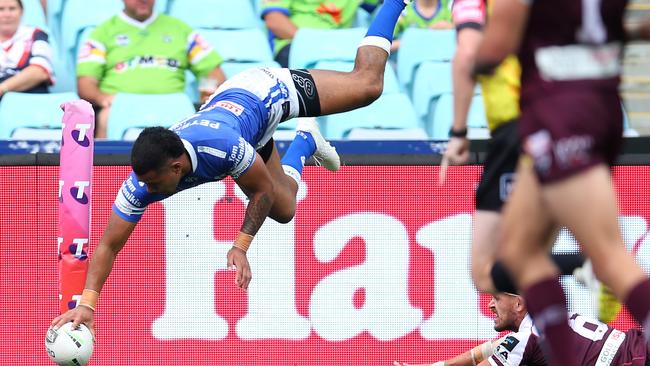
1,165,647,365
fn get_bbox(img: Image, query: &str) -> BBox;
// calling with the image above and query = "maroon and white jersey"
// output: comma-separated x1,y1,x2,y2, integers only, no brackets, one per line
488,314,545,366
518,0,627,103
488,313,648,366
0,25,54,93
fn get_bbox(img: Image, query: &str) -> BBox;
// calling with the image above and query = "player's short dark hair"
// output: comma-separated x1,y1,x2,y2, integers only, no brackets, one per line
131,127,185,175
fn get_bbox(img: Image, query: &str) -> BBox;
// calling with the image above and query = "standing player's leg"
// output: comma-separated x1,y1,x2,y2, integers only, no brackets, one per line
498,159,576,366
542,165,650,329
471,121,588,297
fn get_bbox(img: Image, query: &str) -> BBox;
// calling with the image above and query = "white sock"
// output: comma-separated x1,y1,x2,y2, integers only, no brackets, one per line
358,36,391,55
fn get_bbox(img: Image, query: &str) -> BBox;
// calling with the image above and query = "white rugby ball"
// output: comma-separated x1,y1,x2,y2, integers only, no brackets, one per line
45,322,94,366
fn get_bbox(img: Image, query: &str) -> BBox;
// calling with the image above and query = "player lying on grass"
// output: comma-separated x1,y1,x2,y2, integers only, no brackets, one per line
394,292,649,366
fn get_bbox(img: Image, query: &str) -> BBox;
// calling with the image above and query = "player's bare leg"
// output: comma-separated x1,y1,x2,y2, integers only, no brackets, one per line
499,159,576,366
306,0,409,116
262,118,339,223
471,211,502,293
309,46,388,115
263,142,299,224
542,165,649,305
499,160,559,290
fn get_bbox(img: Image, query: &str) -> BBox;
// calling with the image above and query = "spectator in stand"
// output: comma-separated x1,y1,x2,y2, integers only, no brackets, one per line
0,0,54,99
261,0,381,67
391,0,453,52
76,0,226,139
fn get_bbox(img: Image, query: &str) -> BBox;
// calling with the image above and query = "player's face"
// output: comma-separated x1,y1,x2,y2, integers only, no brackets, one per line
137,162,182,195
489,293,519,332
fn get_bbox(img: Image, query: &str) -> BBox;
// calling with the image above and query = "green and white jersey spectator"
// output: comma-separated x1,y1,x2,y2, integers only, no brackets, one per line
392,0,453,52
261,0,380,67
76,0,226,139
395,0,452,34
77,12,223,94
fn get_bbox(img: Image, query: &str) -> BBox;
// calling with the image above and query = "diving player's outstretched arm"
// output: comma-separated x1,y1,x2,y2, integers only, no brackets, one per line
228,153,276,290
50,213,137,336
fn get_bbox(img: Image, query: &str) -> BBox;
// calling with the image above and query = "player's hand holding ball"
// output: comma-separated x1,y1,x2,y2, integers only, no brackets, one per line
45,322,94,366
48,289,97,365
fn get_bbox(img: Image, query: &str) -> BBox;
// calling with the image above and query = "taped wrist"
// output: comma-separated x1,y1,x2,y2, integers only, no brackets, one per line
233,232,254,252
78,289,99,311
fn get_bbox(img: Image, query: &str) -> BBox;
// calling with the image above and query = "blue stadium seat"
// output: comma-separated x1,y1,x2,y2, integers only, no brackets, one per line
107,93,196,140
251,0,263,15
288,28,366,69
344,127,429,140
54,26,95,94
60,0,120,92
353,8,372,28
153,0,168,13
396,28,456,94
49,27,77,93
200,28,273,62
323,93,423,139
46,0,64,41
429,93,487,140
60,0,120,59
168,0,258,29
0,91,79,139
411,61,453,122
10,126,63,140
21,0,47,29
313,60,401,94
220,61,281,77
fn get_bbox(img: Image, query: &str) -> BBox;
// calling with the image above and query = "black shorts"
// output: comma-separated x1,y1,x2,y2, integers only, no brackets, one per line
257,138,275,162
289,68,322,117
475,120,520,212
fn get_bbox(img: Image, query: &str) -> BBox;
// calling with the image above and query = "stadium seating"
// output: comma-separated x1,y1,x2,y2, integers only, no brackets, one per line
22,0,47,29
46,0,64,41
220,61,282,77
288,28,366,69
344,127,429,140
59,0,121,93
201,28,273,63
60,0,121,59
410,61,453,123
0,91,79,139
396,28,456,94
313,60,401,95
322,93,424,139
429,93,488,140
168,0,258,29
251,0,263,14
106,93,196,140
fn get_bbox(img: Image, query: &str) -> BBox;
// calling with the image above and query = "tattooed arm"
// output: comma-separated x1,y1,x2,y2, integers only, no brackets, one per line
228,153,276,289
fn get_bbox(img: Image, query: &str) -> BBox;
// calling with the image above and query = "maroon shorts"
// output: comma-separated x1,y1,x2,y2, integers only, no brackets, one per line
519,90,623,183
611,329,649,366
